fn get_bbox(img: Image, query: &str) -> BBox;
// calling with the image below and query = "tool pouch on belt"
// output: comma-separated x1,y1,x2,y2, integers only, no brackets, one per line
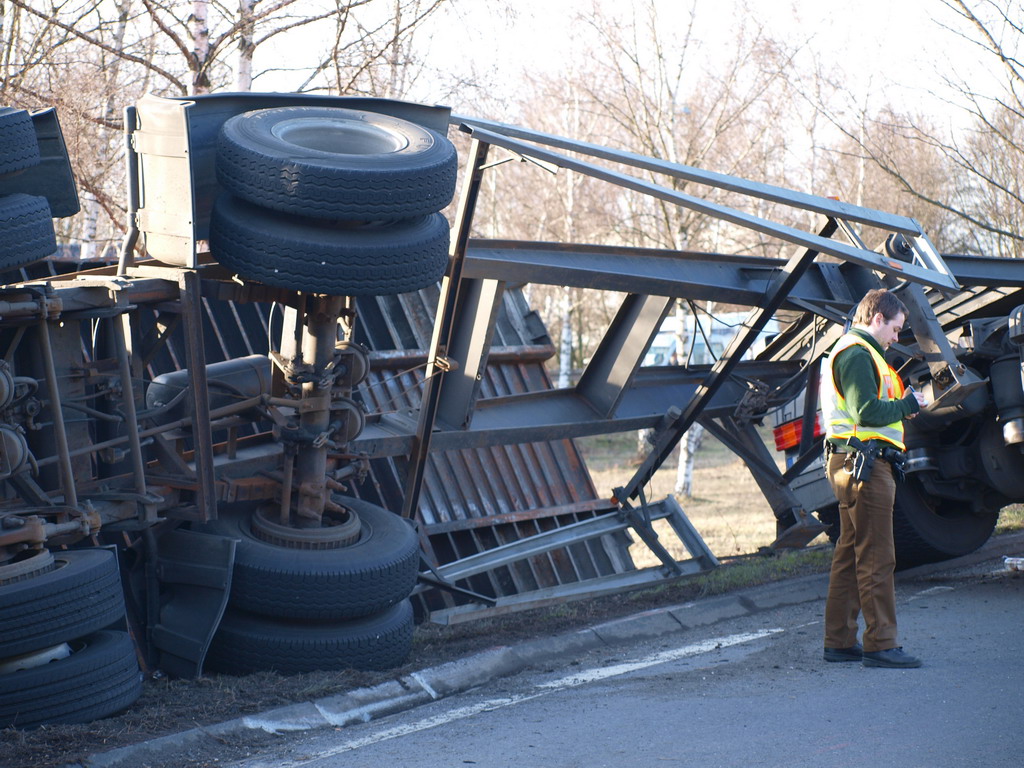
844,436,877,483
880,445,907,482
851,448,875,482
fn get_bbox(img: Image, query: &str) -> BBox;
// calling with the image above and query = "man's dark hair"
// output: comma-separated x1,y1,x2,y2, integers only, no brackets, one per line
853,289,908,326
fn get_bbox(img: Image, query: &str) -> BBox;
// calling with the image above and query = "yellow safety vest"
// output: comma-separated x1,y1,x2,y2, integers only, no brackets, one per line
821,332,906,451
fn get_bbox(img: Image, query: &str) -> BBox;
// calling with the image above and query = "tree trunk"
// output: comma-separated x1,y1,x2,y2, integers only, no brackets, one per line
192,0,211,94
557,285,572,388
237,0,255,91
675,423,705,497
79,192,99,261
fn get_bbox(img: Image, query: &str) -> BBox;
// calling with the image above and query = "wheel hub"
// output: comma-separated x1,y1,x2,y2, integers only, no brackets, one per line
250,504,361,550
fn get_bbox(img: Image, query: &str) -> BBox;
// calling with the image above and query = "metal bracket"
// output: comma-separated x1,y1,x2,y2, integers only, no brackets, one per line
771,509,828,550
613,487,684,577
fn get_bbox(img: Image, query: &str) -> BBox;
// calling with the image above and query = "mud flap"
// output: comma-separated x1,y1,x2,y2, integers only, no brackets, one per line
151,528,237,678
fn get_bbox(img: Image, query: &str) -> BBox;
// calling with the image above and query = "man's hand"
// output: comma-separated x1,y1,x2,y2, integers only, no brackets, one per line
905,386,928,418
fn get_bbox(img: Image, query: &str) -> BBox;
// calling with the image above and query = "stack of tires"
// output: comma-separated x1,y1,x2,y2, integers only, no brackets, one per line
208,105,457,295
0,549,142,729
199,498,421,674
0,107,59,275
0,107,141,728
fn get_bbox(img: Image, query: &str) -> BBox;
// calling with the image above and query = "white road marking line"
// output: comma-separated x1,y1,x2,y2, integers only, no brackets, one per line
235,628,782,768
535,629,783,689
908,585,955,601
793,620,821,629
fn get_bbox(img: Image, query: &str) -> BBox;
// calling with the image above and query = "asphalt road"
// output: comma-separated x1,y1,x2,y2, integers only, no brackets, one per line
212,556,1023,768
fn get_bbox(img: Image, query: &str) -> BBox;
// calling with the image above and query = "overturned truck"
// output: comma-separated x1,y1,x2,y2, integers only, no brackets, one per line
1,93,1022,727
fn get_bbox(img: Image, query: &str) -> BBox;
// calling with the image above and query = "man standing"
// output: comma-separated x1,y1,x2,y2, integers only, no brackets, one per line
820,289,928,668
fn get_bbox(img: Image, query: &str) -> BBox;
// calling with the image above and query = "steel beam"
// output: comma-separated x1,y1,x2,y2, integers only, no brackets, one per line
463,125,960,292
401,137,489,518
576,294,674,417
463,240,788,304
426,562,711,625
941,255,1024,288
434,277,505,429
615,223,836,504
453,114,922,234
354,360,804,457
178,270,217,521
422,495,718,625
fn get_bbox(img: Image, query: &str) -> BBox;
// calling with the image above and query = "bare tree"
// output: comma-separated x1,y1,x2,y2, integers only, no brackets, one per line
0,0,462,254
482,0,802,378
810,105,971,252
811,1,1024,257
295,0,451,97
571,0,801,257
6,0,356,96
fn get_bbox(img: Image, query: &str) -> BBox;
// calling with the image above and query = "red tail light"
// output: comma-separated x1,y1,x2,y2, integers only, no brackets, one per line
773,412,824,451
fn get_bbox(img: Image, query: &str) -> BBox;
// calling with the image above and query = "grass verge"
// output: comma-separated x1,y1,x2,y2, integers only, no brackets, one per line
995,504,1024,535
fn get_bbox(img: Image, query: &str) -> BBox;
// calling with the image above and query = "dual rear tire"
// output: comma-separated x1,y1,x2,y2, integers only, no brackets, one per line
210,106,456,297
0,109,56,274
0,550,141,729
199,498,420,674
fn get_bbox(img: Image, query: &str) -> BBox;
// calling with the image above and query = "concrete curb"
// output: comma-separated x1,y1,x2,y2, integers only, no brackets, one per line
76,533,1023,768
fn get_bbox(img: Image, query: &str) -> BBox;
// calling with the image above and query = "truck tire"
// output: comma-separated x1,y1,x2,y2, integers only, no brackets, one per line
0,193,56,270
216,106,457,220
893,477,999,568
205,599,414,675
196,498,420,620
209,194,449,295
0,549,125,659
0,108,40,176
0,630,142,729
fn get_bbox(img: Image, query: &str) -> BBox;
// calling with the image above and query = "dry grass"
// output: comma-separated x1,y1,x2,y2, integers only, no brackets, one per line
578,429,813,568
996,504,1024,535
581,431,1024,570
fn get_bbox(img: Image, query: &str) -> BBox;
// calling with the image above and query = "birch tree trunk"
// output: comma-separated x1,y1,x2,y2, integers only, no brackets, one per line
557,285,572,388
192,0,211,94
236,0,255,91
675,423,705,497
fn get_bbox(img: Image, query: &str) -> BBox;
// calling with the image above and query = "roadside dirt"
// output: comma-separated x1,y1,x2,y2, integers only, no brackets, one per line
0,551,831,768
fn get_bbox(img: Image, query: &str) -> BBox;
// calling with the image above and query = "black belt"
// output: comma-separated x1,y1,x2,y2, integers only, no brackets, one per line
826,443,904,464
830,451,891,463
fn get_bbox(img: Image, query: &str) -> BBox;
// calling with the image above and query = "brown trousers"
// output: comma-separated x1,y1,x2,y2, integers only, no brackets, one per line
824,451,899,652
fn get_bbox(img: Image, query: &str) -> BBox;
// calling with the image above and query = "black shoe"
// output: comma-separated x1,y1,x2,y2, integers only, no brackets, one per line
823,643,863,663
862,647,922,668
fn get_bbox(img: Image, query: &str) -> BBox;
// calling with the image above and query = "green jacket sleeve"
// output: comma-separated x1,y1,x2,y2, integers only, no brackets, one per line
832,343,918,426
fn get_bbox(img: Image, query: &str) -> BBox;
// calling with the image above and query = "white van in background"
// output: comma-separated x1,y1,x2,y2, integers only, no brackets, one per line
643,311,780,367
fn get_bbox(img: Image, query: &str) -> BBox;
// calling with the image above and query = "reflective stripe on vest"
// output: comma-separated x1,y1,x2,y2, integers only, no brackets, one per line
821,332,906,451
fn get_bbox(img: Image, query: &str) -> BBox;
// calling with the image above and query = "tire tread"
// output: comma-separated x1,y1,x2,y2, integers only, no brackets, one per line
0,109,41,176
0,631,141,729
0,193,56,270
0,549,125,659
206,600,414,674
210,195,448,295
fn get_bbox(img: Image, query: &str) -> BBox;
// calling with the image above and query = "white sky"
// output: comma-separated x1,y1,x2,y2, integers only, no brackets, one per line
404,0,995,114
255,0,1002,127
